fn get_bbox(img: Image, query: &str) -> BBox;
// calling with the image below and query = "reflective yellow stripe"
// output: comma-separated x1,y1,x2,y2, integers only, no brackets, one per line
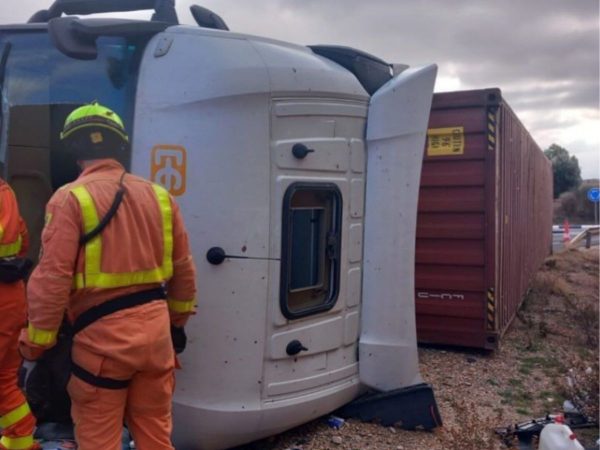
0,185,23,256
71,186,102,277
168,299,196,313
153,184,174,280
74,267,168,289
0,435,34,449
27,323,58,346
0,403,31,428
71,183,173,289
0,235,22,257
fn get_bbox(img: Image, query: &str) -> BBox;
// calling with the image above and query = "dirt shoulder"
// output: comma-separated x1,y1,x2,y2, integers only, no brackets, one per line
243,247,599,450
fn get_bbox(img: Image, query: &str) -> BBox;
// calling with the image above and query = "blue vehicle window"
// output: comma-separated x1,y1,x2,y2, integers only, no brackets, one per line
2,33,139,137
0,31,143,175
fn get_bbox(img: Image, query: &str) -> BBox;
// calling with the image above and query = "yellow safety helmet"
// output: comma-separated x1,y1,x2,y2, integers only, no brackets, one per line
61,102,129,158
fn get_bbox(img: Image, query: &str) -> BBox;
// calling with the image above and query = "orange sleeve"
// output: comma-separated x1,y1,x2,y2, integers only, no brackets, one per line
25,189,81,347
0,183,29,257
0,184,14,238
166,197,197,327
0,184,9,231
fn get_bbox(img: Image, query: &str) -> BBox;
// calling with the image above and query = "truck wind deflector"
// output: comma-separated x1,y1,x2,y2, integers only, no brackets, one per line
309,45,393,95
29,0,178,24
48,17,170,59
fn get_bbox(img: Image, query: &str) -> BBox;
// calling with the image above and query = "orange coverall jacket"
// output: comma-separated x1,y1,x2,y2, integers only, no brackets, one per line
21,159,197,355
0,179,29,258
0,178,37,450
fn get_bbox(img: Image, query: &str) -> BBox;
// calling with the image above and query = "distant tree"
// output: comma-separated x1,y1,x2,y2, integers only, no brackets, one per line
544,144,582,198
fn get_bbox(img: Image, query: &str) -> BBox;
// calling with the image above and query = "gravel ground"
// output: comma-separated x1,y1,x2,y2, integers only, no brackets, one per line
241,247,599,450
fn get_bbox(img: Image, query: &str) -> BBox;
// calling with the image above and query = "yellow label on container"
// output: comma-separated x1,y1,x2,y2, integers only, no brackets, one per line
427,127,464,156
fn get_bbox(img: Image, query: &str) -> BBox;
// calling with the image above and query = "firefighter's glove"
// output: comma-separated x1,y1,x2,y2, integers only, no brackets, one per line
171,325,187,354
18,328,46,361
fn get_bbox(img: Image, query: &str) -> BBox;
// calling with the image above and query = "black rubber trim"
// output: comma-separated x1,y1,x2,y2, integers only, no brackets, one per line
72,288,166,335
71,362,130,389
309,45,392,95
189,5,229,30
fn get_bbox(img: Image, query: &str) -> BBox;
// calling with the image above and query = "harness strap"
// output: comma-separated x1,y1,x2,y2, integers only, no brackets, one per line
72,288,166,335
71,363,130,390
79,186,125,245
79,170,126,246
71,288,167,389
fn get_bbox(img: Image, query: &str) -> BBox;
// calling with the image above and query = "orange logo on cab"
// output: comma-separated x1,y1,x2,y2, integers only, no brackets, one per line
151,145,187,196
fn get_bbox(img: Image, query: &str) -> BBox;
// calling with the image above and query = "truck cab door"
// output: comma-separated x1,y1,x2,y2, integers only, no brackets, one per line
261,92,369,405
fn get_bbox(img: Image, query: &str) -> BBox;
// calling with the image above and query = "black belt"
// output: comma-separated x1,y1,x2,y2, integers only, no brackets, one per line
71,288,166,390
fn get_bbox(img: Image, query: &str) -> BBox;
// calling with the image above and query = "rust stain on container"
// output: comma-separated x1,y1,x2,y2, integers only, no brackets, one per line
415,88,553,349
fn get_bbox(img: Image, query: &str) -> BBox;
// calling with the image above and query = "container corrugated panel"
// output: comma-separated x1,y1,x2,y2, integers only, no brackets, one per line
415,88,552,349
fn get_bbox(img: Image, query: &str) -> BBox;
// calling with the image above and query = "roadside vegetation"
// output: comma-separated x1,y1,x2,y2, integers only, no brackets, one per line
544,144,582,199
554,179,600,224
544,143,598,225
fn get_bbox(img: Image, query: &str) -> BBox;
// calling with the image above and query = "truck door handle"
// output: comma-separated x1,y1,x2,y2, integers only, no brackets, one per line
286,339,308,356
206,247,227,265
206,247,280,265
292,143,315,159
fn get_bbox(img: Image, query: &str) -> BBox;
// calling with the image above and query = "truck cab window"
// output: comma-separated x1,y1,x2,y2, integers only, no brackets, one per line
1,33,141,182
0,32,144,262
280,183,341,319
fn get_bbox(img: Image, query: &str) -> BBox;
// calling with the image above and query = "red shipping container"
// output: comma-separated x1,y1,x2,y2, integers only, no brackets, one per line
415,88,553,349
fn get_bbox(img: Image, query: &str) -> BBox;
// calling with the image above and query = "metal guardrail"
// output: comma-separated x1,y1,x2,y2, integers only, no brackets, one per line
568,226,600,248
552,224,596,234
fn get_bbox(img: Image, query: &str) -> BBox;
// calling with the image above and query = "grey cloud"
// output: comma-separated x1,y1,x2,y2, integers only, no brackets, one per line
504,81,600,111
517,109,586,132
241,0,600,111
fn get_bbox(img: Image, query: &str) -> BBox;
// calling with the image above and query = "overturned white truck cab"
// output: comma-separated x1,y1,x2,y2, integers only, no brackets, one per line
1,1,440,448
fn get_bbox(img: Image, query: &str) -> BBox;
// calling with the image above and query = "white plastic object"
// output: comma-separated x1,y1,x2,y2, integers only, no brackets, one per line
562,400,578,414
539,423,584,450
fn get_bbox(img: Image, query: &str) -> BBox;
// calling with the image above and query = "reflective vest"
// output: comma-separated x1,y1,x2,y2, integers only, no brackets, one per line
0,184,24,258
0,234,22,258
70,183,174,289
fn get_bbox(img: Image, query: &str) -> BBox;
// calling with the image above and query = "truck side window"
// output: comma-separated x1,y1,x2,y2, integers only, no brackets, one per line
280,183,342,319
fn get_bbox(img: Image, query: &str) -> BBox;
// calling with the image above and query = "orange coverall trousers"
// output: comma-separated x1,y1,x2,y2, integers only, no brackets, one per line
68,300,175,450
0,281,36,450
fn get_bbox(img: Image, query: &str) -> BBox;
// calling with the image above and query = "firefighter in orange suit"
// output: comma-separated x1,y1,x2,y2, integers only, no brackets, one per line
19,102,197,450
0,179,38,450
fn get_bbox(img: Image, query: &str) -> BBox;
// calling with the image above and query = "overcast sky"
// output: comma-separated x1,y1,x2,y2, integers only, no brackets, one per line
2,1,599,178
